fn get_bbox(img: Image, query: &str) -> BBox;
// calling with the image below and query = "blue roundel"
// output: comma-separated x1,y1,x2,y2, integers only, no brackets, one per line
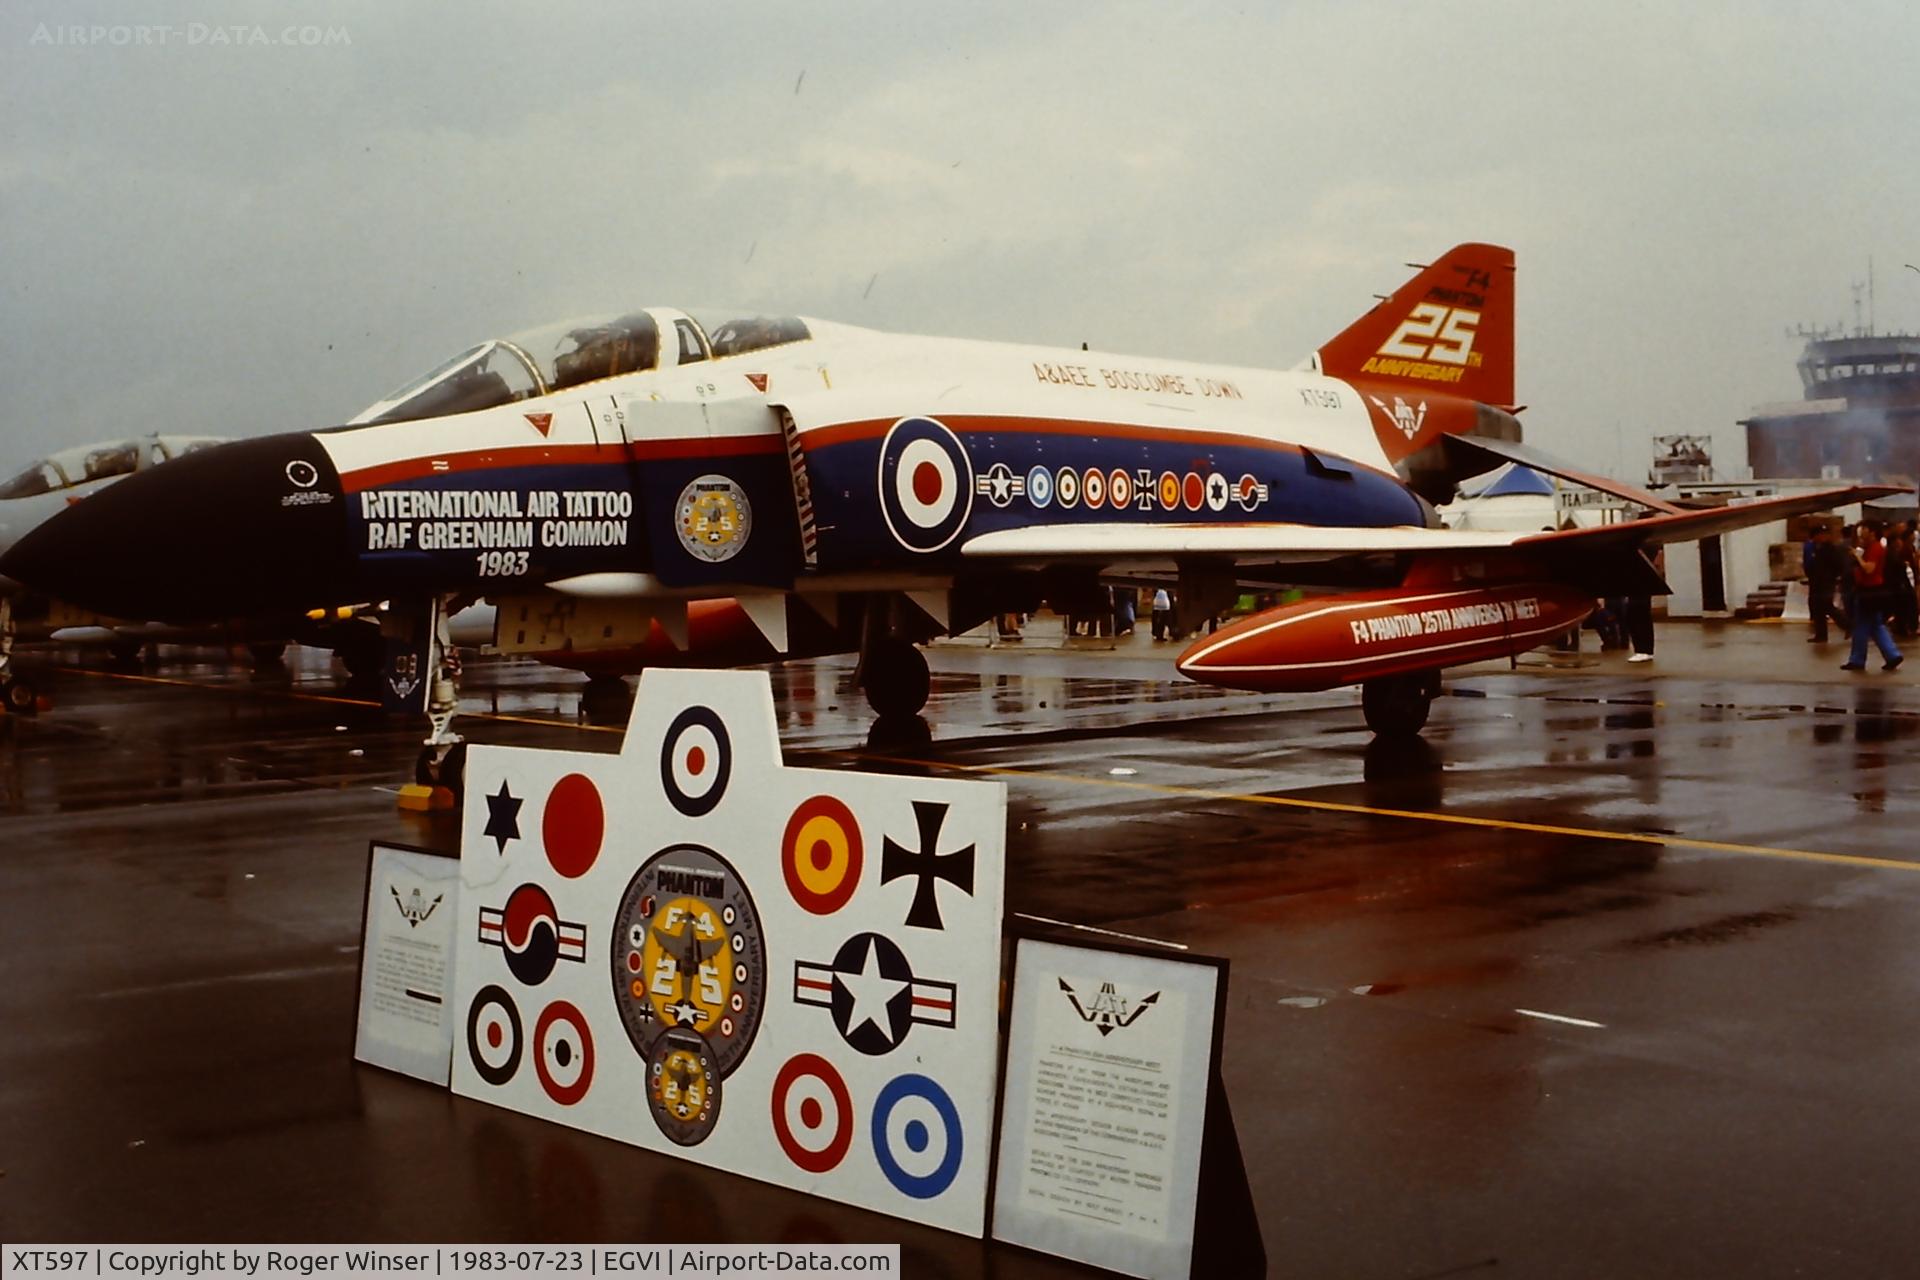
878,418,974,553
1026,465,1053,509
871,1073,963,1199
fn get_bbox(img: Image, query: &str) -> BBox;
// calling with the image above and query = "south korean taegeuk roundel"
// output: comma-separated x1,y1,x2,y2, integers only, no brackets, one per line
878,417,974,553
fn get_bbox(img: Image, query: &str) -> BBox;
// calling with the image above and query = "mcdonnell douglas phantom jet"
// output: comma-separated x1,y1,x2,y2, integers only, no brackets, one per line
0,245,1889,788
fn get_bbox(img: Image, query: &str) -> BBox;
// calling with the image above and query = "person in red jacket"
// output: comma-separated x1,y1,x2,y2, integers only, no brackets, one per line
1842,522,1904,673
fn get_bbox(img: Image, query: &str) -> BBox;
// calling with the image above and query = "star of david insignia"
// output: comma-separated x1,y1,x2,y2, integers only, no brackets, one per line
880,800,976,930
483,780,523,854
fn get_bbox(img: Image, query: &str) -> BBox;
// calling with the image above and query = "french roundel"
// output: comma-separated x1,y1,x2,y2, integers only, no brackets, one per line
878,418,974,553
772,1053,855,1174
871,1073,964,1199
1108,469,1134,508
467,984,523,1087
1081,467,1105,510
661,705,732,817
533,1000,594,1106
783,794,863,915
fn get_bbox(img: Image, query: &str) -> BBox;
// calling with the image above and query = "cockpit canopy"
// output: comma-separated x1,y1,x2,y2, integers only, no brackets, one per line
350,308,812,426
0,435,227,500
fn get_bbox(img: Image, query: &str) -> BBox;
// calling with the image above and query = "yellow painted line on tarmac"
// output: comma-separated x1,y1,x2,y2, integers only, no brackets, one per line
849,752,1920,877
58,665,379,708
53,665,623,734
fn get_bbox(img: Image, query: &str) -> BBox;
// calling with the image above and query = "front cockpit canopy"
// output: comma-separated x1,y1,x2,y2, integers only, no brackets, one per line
350,308,812,426
0,435,227,500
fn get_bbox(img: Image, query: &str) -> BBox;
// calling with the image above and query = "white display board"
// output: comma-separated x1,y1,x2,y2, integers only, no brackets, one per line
448,669,1006,1235
354,842,462,1084
992,937,1225,1280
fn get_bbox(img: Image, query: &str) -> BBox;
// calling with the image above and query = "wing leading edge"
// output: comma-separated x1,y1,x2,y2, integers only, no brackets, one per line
960,485,1898,565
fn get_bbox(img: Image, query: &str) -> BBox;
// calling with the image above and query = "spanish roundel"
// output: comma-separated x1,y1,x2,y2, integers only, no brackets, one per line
878,418,974,553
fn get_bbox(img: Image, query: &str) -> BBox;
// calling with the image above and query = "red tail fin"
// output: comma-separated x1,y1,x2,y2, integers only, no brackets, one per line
1315,243,1516,411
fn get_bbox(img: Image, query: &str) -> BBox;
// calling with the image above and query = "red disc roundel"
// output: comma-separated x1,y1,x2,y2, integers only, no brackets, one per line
543,773,603,878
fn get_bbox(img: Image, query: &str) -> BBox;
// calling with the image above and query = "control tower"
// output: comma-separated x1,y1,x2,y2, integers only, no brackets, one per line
1740,328,1920,483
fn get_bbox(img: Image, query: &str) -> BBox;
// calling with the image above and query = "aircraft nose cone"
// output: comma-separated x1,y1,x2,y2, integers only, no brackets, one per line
0,433,357,623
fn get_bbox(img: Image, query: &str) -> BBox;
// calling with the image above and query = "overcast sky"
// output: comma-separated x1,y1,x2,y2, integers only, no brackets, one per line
6,0,1918,481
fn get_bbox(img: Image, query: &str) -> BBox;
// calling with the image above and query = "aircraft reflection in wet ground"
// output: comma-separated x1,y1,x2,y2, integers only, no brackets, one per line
4,647,1920,1276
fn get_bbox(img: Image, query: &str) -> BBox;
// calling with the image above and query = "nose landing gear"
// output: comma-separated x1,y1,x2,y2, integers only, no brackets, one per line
0,598,36,717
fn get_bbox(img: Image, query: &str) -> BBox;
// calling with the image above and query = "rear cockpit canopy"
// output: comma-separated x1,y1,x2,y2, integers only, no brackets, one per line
350,308,812,426
0,435,226,500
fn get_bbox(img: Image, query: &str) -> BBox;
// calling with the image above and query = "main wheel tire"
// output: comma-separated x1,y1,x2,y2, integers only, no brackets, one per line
862,638,930,719
581,675,632,723
1362,674,1434,738
3,675,38,716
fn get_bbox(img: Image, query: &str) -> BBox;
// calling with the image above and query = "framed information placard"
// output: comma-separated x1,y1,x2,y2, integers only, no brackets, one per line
991,933,1256,1280
354,841,461,1084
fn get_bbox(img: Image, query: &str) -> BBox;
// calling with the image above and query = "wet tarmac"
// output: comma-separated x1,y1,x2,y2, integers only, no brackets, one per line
3,629,1919,1278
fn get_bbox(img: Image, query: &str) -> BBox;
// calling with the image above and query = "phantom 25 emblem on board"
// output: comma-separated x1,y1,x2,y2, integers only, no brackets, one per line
1058,977,1160,1036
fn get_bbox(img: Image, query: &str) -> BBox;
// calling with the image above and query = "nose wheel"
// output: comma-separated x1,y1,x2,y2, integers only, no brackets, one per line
408,594,467,800
1361,671,1439,738
0,599,32,717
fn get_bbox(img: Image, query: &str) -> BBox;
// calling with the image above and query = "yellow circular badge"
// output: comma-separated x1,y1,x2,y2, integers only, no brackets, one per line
676,475,753,563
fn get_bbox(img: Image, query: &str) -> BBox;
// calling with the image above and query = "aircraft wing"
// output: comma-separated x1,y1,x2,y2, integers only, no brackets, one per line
961,485,1898,564
1442,434,1686,513
1512,484,1902,549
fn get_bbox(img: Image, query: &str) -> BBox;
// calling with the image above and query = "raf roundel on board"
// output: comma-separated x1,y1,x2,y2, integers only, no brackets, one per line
878,417,974,552
661,705,732,817
466,984,522,1086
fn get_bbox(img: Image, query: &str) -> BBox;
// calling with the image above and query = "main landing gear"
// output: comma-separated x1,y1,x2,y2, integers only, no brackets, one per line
1361,671,1440,739
411,595,468,799
0,597,35,717
861,636,930,719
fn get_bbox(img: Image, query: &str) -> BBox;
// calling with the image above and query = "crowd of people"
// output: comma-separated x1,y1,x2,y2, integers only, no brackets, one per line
991,585,1230,643
1804,519,1912,672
